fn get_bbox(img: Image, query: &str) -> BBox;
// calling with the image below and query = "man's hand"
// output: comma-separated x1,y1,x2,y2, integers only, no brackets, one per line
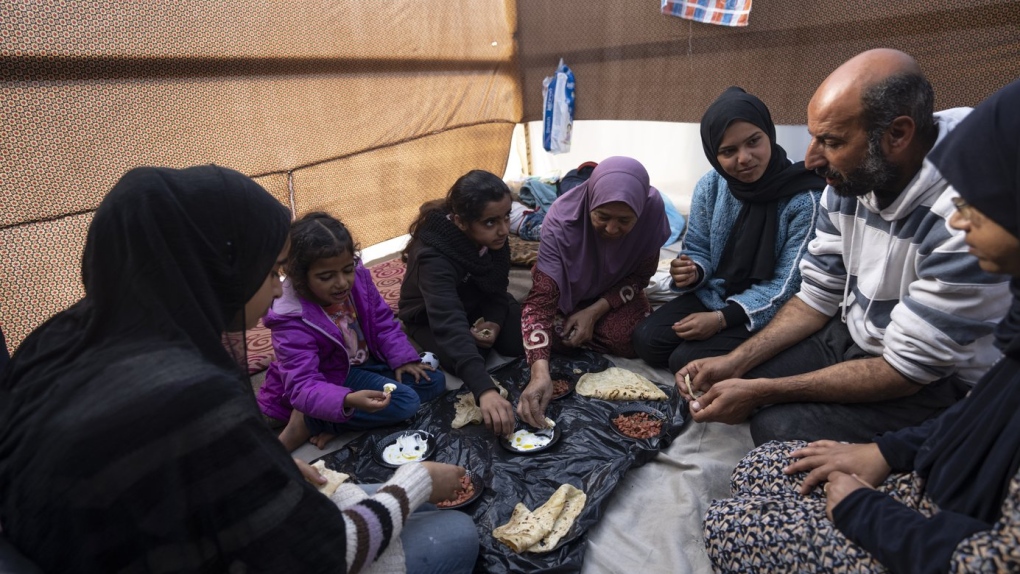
688,378,760,424
479,388,515,437
785,441,892,495
677,355,743,392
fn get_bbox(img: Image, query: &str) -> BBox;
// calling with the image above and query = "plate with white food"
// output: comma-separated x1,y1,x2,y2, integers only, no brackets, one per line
374,430,436,468
498,419,561,455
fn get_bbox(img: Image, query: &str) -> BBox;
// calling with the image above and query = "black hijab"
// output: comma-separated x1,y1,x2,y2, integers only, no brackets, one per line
5,165,291,386
701,87,823,294
0,166,294,570
0,166,381,574
930,79,1020,360
913,79,1020,523
1,163,292,455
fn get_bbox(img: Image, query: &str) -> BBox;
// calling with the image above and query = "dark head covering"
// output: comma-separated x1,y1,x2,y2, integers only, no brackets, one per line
537,156,670,313
907,79,1020,528
8,165,291,384
929,78,1020,360
701,87,823,294
0,166,300,571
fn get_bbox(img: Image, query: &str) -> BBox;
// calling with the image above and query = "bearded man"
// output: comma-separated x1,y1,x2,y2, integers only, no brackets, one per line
675,48,1012,445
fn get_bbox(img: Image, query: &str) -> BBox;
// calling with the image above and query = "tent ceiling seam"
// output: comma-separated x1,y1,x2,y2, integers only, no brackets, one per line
1,208,95,232
248,119,518,179
0,56,513,82
286,171,297,218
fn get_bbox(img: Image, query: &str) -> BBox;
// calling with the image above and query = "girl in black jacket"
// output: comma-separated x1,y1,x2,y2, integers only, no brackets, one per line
399,170,524,437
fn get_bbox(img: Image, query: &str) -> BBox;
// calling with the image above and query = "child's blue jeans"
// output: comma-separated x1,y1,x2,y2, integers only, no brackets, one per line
305,361,445,434
358,484,478,574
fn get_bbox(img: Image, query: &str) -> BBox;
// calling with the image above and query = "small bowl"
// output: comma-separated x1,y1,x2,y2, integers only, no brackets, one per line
609,405,668,441
374,430,436,468
498,424,562,455
436,472,485,510
550,378,575,401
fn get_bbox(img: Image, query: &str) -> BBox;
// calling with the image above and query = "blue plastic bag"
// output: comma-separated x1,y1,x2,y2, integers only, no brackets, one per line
542,59,575,154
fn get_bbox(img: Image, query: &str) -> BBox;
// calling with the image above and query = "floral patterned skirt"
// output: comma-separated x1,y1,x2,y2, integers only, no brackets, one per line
704,440,935,573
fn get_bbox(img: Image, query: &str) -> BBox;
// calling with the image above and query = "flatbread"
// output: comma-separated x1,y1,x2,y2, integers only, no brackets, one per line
311,460,349,497
683,373,704,399
451,378,509,429
492,503,551,553
532,486,587,552
576,367,668,401
492,484,587,554
452,392,483,428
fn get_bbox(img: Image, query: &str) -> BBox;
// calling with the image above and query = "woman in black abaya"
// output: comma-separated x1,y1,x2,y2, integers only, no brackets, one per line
0,165,476,573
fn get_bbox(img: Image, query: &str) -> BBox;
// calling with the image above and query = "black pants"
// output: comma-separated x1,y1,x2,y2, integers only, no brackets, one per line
746,316,971,446
631,293,754,373
405,294,524,375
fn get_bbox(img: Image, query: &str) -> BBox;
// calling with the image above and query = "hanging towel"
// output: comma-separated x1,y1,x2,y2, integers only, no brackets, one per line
661,0,753,27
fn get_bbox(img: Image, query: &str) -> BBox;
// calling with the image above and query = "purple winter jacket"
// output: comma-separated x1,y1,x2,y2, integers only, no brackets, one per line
257,263,421,422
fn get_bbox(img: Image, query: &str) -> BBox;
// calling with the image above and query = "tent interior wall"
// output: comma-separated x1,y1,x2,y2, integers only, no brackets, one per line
2,0,1019,354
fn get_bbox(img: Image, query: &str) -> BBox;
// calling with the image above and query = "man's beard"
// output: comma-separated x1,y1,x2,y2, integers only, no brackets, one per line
817,136,900,198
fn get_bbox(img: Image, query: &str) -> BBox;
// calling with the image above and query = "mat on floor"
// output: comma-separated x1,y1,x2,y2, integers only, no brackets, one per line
316,350,688,574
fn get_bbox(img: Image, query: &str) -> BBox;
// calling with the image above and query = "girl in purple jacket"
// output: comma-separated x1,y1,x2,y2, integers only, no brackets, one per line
258,212,445,451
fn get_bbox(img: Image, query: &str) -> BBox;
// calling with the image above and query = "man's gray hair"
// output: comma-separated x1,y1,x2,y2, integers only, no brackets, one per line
861,73,937,149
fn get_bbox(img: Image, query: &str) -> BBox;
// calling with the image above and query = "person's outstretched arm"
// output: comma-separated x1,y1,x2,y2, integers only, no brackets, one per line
518,268,560,428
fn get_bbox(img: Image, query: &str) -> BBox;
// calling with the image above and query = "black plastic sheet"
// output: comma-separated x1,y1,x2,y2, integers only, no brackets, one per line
318,350,687,573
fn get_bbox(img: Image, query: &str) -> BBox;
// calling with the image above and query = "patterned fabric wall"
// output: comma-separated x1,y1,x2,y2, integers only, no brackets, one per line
517,0,1020,124
0,0,521,352
3,0,1017,354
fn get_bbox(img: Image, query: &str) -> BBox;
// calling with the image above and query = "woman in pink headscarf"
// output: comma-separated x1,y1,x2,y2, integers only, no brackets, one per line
517,156,670,428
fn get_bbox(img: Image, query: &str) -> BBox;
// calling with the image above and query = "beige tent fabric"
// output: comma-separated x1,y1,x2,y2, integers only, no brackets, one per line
2,215,93,350
1,0,521,351
518,0,1020,124
5,4,1011,571
289,124,516,247
3,0,1019,354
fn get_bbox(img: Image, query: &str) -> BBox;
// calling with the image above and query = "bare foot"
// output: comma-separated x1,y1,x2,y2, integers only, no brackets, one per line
310,433,337,450
278,409,312,452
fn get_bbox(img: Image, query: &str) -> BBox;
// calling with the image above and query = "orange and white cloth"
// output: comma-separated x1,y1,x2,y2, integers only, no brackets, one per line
661,0,752,27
